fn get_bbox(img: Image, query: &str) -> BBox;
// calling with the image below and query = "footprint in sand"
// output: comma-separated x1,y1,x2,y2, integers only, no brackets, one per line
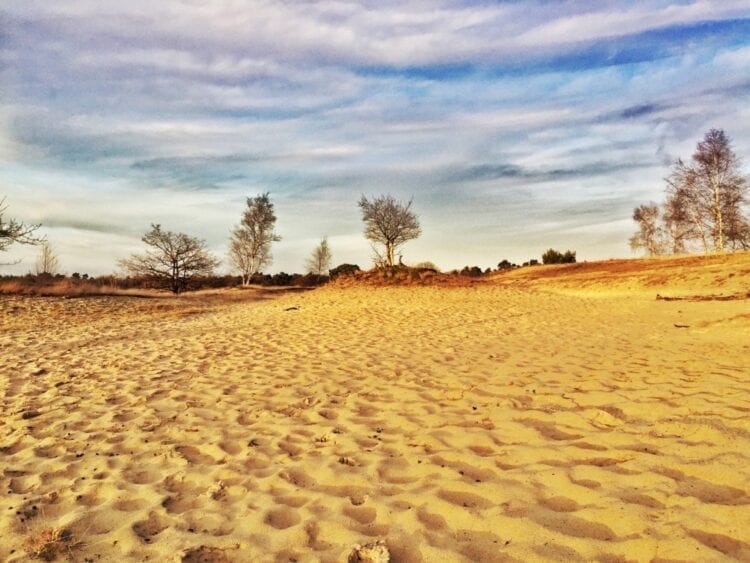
132,512,171,543
264,507,301,530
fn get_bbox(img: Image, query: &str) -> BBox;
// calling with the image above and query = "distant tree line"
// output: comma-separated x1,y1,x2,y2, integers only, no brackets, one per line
3,177,584,294
631,129,749,256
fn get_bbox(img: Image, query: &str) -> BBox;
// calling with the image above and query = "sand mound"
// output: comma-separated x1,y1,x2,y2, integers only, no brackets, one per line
489,251,750,297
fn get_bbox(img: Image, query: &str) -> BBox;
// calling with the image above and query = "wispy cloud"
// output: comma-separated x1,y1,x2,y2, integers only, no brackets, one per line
1,1,749,273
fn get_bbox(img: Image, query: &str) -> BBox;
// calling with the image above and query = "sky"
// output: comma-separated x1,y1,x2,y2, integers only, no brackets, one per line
2,1,750,275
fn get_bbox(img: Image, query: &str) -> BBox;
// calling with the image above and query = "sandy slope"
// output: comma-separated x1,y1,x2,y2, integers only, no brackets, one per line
1,267,749,561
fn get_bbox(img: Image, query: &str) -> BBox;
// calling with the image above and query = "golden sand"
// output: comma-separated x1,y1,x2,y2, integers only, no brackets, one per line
1,255,749,561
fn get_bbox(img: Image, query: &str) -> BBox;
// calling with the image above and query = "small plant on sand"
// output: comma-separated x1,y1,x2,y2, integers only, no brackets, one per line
25,527,76,561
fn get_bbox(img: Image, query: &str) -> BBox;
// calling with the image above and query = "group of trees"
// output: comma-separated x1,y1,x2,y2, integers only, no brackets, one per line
1,190,423,294
1,188,578,293
20,132,743,294
118,193,421,293
631,129,749,256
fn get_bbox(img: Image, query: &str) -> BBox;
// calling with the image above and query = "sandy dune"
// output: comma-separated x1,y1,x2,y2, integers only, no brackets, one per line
1,257,749,561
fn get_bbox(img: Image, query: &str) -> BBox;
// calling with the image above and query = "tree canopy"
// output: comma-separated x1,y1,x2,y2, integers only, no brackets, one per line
358,194,421,268
120,224,219,294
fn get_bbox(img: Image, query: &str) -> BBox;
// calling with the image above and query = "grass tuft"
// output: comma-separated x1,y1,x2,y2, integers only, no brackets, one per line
24,527,76,561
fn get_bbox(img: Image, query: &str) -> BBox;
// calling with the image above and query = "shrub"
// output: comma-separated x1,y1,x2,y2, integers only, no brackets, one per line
413,261,439,272
329,263,361,279
296,273,328,287
497,259,517,270
542,249,576,264
460,266,484,277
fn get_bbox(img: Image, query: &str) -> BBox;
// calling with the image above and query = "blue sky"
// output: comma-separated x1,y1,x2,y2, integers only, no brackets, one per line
2,1,750,274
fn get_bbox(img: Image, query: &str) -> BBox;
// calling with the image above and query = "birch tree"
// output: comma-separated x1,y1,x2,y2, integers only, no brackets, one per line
629,204,665,256
35,241,60,275
306,236,332,275
690,129,747,252
229,193,280,285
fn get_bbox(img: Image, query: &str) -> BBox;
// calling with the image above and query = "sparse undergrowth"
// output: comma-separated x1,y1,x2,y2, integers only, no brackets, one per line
25,527,77,561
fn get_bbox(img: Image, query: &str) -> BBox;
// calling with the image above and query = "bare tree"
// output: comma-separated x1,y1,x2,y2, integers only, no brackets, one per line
119,224,219,294
721,175,750,250
306,236,332,275
35,241,60,275
724,203,750,250
690,129,747,252
229,193,280,285
629,203,665,256
358,194,421,268
662,189,695,254
660,130,748,253
665,160,710,253
0,197,43,263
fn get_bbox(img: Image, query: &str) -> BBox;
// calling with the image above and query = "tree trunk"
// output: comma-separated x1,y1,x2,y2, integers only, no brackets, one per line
386,243,394,267
712,174,724,252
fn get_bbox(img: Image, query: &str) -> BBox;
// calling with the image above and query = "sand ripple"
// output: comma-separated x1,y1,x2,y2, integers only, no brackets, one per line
1,287,749,561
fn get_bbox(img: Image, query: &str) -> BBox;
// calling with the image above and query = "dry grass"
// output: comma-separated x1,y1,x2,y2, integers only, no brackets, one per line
0,279,156,298
488,251,750,296
24,527,77,561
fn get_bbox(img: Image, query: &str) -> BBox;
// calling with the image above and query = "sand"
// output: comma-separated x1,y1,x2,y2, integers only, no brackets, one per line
1,256,749,562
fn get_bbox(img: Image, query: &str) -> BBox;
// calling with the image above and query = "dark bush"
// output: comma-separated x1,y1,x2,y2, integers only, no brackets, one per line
329,263,361,279
460,266,484,277
542,249,576,264
296,273,328,287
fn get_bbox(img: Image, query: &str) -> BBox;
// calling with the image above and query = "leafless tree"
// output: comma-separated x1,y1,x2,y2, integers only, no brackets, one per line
306,236,332,275
724,203,750,250
0,197,43,263
358,194,421,268
662,188,695,254
119,224,219,294
690,129,747,252
660,130,748,253
720,172,750,250
629,203,665,256
229,193,280,285
665,160,710,253
35,241,60,275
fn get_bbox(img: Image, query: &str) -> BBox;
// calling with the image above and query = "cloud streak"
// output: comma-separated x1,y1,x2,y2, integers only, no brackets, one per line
1,1,749,273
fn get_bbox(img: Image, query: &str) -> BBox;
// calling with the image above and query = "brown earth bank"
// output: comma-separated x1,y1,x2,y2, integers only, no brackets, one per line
1,255,748,561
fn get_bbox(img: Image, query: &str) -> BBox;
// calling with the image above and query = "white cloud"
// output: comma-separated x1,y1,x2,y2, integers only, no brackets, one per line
2,1,749,274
